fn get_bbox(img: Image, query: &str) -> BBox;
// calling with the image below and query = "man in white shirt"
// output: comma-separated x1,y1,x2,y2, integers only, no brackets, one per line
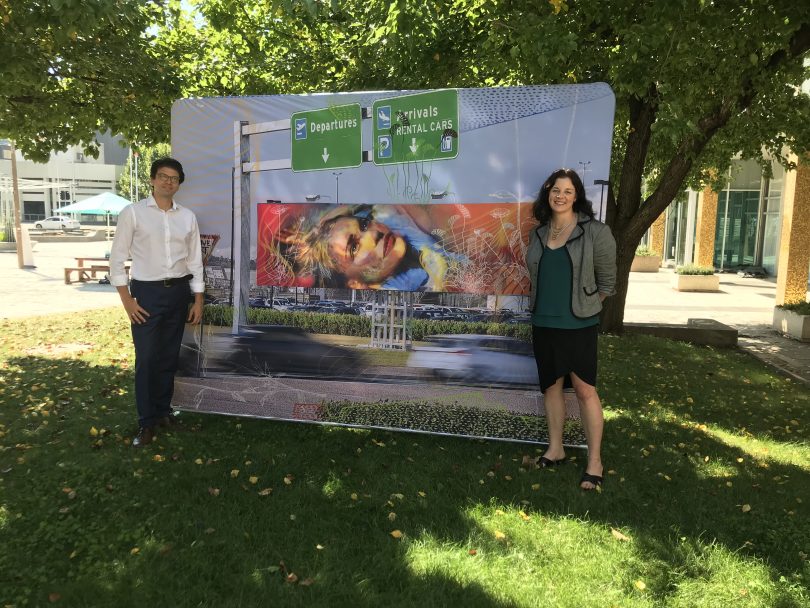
109,158,204,447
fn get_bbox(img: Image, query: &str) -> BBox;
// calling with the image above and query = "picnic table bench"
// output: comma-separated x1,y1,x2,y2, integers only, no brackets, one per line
64,257,130,285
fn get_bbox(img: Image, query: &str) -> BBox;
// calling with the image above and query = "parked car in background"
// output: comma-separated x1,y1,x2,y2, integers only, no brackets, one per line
408,334,538,385
323,305,360,315
34,216,81,231
506,313,532,324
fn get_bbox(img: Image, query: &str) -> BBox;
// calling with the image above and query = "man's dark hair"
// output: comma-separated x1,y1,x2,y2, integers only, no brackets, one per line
532,167,594,225
150,157,185,184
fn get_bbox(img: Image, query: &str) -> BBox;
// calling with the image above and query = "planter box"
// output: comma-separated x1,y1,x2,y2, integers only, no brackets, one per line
671,273,720,292
773,307,810,342
631,255,661,272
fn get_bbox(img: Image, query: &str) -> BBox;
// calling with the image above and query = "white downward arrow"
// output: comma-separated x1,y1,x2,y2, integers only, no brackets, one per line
322,148,330,162
409,138,418,154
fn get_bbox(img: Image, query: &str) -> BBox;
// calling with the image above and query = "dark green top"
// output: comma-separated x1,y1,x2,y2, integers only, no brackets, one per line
532,246,599,329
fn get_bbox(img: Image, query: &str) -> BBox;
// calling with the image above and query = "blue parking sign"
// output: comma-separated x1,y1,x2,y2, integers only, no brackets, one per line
377,135,392,158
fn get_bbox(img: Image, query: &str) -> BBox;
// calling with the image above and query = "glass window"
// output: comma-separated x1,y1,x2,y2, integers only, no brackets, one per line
714,190,761,268
730,159,764,190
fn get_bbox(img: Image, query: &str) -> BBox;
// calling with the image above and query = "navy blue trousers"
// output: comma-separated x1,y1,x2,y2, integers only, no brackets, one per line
129,280,190,428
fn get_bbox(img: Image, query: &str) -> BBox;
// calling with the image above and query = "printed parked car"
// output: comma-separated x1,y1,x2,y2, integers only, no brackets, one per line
178,325,364,378
408,334,539,385
34,216,81,231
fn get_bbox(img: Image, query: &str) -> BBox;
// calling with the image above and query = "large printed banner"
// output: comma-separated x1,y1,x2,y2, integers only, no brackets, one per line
171,84,616,446
256,202,533,294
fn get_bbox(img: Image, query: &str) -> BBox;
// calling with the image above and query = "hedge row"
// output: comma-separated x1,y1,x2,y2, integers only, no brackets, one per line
203,305,532,342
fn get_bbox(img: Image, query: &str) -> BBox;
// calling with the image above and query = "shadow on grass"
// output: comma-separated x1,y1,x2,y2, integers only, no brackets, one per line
1,339,808,606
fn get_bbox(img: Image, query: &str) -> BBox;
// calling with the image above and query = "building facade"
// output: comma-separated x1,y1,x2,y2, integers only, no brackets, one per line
649,155,810,305
0,135,126,223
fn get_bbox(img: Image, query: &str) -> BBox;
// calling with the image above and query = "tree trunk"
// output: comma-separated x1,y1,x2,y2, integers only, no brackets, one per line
600,232,637,334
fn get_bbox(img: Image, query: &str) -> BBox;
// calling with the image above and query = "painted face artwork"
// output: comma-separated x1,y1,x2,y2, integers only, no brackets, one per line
326,215,407,287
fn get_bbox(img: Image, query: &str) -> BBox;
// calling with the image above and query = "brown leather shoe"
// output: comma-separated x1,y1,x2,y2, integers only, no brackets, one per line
157,412,184,430
132,426,155,447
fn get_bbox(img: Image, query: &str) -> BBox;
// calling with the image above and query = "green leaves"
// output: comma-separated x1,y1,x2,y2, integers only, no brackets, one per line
0,0,182,159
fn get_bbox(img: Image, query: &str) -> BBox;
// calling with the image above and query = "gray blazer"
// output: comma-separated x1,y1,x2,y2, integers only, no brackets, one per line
526,213,617,318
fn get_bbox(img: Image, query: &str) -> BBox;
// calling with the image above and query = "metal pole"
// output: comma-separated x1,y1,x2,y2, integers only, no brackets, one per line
134,152,139,201
719,165,732,271
128,148,133,202
10,141,24,268
333,171,341,204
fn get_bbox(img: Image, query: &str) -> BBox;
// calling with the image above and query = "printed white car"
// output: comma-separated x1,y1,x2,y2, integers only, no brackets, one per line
34,216,81,231
408,334,539,385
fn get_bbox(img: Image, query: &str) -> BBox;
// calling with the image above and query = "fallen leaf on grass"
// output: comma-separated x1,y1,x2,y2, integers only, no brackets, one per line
153,454,164,462
611,528,631,542
468,549,478,556
494,530,506,540
521,455,539,467
350,493,358,500
417,491,426,497
284,474,294,485
531,483,540,490
194,458,203,465
248,476,258,485
300,578,315,586
315,544,325,550
285,573,298,584
208,487,220,497
390,530,403,539
130,547,140,555
48,593,61,602
258,488,273,496
230,469,239,478
634,580,646,591
388,512,397,521
741,504,752,513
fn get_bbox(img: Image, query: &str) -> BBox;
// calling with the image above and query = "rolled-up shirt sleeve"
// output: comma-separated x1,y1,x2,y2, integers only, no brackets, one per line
187,214,205,293
109,205,134,287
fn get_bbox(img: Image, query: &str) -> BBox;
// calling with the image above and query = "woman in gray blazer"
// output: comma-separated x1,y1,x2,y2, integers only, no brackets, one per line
526,168,616,490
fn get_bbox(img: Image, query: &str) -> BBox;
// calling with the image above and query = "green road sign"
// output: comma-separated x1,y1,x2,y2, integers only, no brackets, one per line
291,104,362,172
372,89,459,166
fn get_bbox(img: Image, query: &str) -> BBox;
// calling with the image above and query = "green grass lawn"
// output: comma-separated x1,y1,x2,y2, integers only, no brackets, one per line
0,309,808,607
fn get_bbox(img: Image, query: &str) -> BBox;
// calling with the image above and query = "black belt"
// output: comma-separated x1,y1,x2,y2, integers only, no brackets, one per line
132,274,193,287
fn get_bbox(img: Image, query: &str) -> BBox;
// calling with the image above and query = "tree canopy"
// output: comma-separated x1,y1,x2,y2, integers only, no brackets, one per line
0,0,183,161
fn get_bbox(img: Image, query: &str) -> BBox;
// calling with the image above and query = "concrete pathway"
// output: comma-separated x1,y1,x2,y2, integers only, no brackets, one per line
1,240,807,384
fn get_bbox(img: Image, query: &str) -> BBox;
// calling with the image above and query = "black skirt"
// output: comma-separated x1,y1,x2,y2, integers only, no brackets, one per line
531,324,599,392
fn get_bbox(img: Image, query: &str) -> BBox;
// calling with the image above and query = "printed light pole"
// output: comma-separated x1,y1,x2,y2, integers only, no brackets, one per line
332,171,342,205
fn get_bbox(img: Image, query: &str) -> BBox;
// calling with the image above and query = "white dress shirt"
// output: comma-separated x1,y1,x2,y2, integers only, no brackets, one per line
109,195,204,293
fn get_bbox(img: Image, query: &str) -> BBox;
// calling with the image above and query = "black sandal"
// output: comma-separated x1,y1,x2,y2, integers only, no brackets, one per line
539,456,567,468
580,472,603,490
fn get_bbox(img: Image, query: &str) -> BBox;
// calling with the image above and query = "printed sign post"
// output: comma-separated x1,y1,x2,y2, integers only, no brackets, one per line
372,89,459,165
290,103,363,172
